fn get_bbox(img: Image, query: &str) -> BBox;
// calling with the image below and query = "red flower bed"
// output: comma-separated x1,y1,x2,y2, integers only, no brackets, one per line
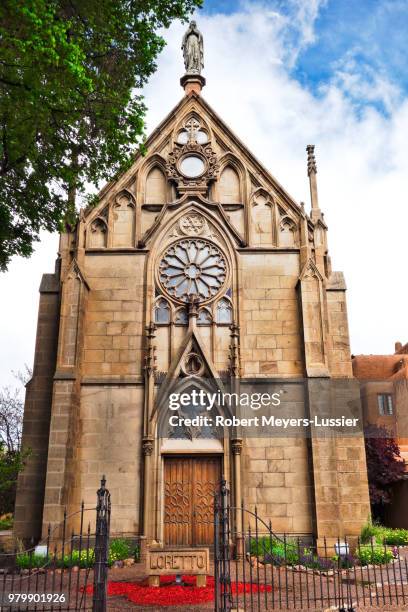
86,575,271,607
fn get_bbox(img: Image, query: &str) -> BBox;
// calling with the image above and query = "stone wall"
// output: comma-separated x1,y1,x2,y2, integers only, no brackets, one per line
242,436,314,533
239,252,302,378
74,385,143,534
82,254,146,379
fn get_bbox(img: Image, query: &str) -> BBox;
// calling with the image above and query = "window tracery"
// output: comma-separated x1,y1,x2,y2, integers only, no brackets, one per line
216,297,233,324
158,239,227,303
175,308,188,325
155,298,171,324
197,308,212,325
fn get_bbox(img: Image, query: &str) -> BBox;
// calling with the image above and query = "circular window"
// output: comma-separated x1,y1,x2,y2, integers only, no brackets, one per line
179,155,205,178
159,239,227,303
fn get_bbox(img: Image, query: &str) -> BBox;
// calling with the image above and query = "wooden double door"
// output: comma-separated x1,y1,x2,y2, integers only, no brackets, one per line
163,455,222,546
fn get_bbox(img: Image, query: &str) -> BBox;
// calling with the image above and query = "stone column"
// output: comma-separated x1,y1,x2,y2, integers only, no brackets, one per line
187,294,200,331
231,438,243,558
229,324,241,378
141,323,156,543
142,436,154,539
143,323,156,437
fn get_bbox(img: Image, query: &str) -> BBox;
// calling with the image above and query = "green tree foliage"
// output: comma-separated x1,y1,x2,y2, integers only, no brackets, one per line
0,0,201,270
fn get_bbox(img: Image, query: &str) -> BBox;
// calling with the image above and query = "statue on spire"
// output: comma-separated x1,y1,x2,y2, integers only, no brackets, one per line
182,21,204,75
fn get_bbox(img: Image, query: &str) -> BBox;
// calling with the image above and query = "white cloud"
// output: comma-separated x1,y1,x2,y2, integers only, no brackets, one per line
284,0,328,48
331,51,403,114
1,3,407,386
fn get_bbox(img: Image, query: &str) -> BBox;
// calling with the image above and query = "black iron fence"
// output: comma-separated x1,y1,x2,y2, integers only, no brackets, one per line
214,479,408,611
0,477,111,611
4,476,408,611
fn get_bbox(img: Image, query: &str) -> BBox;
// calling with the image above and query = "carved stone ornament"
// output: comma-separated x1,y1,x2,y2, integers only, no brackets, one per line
166,141,219,195
306,144,317,176
231,439,243,455
143,323,157,376
142,437,154,456
179,213,206,236
181,351,205,377
168,215,220,242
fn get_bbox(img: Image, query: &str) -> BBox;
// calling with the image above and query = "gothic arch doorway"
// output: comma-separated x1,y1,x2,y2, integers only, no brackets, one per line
152,369,234,547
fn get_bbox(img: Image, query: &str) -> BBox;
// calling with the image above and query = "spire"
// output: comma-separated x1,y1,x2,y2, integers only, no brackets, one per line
306,145,322,221
180,21,206,95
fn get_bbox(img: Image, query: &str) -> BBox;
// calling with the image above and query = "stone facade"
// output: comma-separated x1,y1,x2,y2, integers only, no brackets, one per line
14,71,371,546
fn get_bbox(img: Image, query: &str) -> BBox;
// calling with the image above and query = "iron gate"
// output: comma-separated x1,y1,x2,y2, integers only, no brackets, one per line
0,476,110,611
214,479,408,611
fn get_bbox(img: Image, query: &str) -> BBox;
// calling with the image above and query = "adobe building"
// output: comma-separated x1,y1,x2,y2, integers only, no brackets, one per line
352,341,408,459
14,23,370,547
353,342,408,527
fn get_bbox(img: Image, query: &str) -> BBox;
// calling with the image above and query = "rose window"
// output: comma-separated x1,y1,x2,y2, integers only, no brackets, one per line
159,239,227,302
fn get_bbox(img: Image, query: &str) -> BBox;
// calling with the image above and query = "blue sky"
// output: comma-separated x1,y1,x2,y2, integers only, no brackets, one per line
201,0,408,112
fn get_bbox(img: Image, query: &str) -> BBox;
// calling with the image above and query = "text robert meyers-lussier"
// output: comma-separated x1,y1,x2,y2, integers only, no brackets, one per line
168,414,360,429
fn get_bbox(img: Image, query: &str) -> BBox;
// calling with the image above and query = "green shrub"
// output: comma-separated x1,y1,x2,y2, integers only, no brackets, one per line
250,537,311,566
250,537,336,570
16,538,139,569
360,522,408,547
60,549,95,568
16,553,49,569
357,545,394,566
251,537,296,563
382,528,408,546
16,549,95,570
108,538,131,562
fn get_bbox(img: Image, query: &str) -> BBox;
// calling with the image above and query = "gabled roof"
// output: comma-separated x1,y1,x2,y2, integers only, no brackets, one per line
86,92,306,221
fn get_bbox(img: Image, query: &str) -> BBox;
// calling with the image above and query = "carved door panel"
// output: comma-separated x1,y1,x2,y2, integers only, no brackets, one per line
164,458,192,546
192,456,221,546
164,456,221,546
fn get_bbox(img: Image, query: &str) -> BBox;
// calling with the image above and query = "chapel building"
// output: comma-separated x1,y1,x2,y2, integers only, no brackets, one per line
14,23,371,548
